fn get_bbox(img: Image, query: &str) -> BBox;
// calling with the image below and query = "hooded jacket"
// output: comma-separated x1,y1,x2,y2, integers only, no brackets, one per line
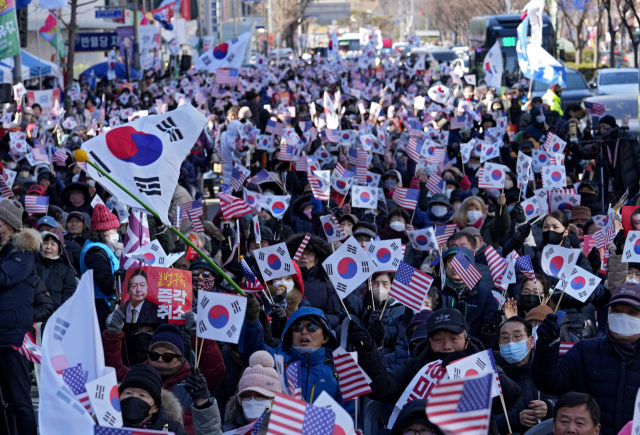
389,399,442,435
0,228,41,347
36,228,77,309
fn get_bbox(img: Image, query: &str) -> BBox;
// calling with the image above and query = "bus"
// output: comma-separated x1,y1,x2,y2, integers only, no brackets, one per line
338,33,361,55
468,14,556,87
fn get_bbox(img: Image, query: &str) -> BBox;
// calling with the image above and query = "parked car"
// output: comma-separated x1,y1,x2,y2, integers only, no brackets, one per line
583,94,638,138
269,48,294,60
531,67,593,110
408,47,458,65
588,68,639,95
600,51,631,67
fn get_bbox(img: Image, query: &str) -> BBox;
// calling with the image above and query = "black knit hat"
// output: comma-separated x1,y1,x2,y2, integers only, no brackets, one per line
118,364,163,408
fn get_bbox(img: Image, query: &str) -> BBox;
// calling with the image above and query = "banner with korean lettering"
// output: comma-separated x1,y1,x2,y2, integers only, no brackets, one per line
0,0,20,60
74,32,119,52
120,267,192,324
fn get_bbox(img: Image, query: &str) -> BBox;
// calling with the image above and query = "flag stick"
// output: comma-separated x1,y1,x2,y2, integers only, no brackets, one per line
355,397,358,431
379,298,390,320
410,207,416,225
553,288,566,315
73,150,247,297
518,188,522,203
499,393,513,434
196,337,205,368
530,213,546,225
338,297,352,320
369,277,375,311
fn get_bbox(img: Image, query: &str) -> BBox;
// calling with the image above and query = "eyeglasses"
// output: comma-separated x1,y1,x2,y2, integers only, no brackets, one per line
192,270,213,278
499,334,526,344
402,429,437,435
291,322,321,333
148,351,181,363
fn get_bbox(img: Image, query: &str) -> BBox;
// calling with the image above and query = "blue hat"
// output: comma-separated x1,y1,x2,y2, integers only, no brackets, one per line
442,246,476,265
149,324,184,356
37,216,58,229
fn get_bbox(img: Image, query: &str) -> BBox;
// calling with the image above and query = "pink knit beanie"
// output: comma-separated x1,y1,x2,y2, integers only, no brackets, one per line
237,351,280,398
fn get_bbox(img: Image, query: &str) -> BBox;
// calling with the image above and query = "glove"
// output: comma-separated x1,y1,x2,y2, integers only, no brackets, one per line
368,319,385,348
185,369,211,401
514,222,532,243
182,311,197,336
348,320,375,352
613,229,626,255
106,309,125,334
485,310,503,333
536,313,560,346
245,295,261,322
512,202,526,224
587,247,601,274
273,219,284,239
310,197,323,212
270,304,287,322
222,223,233,239
460,175,472,191
439,350,468,368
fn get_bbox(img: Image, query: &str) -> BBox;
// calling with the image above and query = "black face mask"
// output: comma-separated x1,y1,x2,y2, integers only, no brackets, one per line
121,397,152,426
517,295,540,317
580,192,599,205
542,230,564,246
131,332,152,365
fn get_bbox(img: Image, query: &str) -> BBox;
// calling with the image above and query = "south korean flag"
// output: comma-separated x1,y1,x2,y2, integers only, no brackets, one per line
320,215,345,243
559,266,602,303
480,141,500,163
622,231,640,263
254,242,296,282
331,172,354,196
81,104,207,225
262,194,291,219
366,239,404,272
407,227,438,251
541,165,567,189
351,186,378,210
196,291,247,344
322,236,378,299
258,134,276,152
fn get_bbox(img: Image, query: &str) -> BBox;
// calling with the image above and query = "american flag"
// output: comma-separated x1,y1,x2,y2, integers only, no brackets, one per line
220,183,233,195
187,209,205,233
485,246,509,290
348,148,369,167
425,173,444,194
266,119,284,137
240,258,264,293
426,146,446,164
334,162,347,176
434,224,456,245
292,233,311,262
12,331,41,364
25,195,49,214
294,155,308,172
451,251,482,289
179,199,204,232
230,165,250,191
216,68,239,85
427,373,493,435
309,175,329,200
62,364,94,416
392,187,419,210
94,427,171,434
353,166,368,186
324,128,339,143
0,177,12,198
514,255,536,281
219,193,252,219
406,137,421,163
32,147,49,162
225,410,267,435
332,350,372,401
559,342,576,355
407,120,423,138
53,148,68,166
286,361,302,400
450,115,466,130
584,101,606,116
278,143,299,162
266,393,335,435
389,261,434,312
247,169,276,185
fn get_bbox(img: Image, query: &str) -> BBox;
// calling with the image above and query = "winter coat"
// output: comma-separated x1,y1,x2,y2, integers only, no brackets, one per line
300,265,342,329
480,207,511,250
33,275,54,323
240,307,353,414
383,338,410,371
81,240,119,302
102,330,226,435
378,224,409,245
531,335,640,435
493,351,555,435
143,389,222,435
0,228,41,347
542,89,563,115
364,300,410,353
36,256,77,309
285,195,315,235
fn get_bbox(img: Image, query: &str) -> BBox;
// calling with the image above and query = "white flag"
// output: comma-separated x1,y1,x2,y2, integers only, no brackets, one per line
483,41,504,90
516,151,532,177
254,242,295,282
322,236,378,299
196,290,247,344
262,194,291,219
351,185,378,209
478,162,507,189
39,271,119,433
366,239,404,272
81,104,207,225
194,32,251,72
549,192,581,214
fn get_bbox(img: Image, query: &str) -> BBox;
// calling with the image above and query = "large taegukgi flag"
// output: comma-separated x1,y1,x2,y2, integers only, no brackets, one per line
81,104,207,225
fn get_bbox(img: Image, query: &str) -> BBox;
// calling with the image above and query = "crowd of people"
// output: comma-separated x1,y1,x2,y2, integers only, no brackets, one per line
0,43,638,435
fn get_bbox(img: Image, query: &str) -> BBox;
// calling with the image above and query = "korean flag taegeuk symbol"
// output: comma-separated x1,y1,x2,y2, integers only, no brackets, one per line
322,236,378,300
253,242,295,282
196,291,247,344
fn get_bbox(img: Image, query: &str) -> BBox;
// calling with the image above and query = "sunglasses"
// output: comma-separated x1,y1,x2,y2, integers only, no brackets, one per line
291,322,321,333
192,270,213,278
148,351,181,363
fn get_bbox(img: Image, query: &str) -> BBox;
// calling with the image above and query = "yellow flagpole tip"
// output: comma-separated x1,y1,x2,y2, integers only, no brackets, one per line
74,149,88,162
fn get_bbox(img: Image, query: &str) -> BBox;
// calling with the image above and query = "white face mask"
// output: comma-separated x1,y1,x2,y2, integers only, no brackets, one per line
431,205,448,218
273,280,294,292
467,210,483,224
241,398,272,420
505,180,514,190
468,163,480,171
608,313,640,336
109,233,120,243
389,221,406,232
444,188,454,198
372,286,389,303
628,278,640,285
535,115,545,123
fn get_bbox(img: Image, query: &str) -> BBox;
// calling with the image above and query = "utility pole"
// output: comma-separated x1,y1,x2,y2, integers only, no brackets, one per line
64,0,78,112
233,0,237,37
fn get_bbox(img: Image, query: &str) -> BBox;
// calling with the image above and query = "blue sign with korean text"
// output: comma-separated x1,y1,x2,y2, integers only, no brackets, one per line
74,32,119,52
95,9,123,19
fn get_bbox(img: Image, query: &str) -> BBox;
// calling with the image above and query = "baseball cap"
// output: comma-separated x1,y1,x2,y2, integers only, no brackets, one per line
605,283,640,311
427,308,467,336
37,216,59,230
429,193,450,207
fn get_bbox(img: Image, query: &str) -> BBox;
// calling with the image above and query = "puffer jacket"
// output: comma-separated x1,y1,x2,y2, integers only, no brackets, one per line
383,338,410,371
36,256,77,309
140,389,221,435
240,307,354,415
493,351,555,435
33,275,54,323
531,335,640,435
300,265,341,328
0,228,41,347
102,331,225,435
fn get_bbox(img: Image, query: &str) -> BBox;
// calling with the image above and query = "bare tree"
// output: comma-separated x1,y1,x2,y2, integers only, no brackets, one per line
272,0,312,47
557,0,596,63
593,0,605,67
59,0,78,113
615,0,640,66
601,0,619,68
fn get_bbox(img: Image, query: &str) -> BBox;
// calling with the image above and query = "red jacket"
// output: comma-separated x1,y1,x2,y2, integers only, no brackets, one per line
102,330,225,435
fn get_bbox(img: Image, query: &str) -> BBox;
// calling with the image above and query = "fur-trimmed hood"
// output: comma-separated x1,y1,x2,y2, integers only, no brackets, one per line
9,228,42,253
160,389,184,424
